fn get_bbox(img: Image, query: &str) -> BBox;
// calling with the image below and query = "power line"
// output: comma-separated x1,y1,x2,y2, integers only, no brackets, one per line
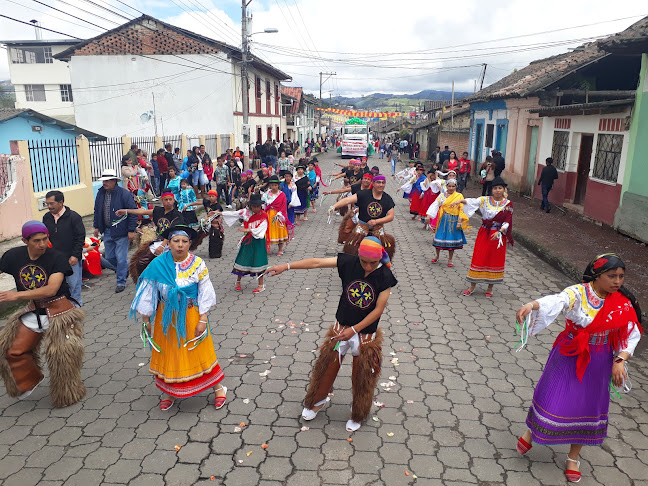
2,0,106,34
0,13,84,38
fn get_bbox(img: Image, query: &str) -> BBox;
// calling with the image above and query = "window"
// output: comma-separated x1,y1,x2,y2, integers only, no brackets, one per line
255,77,262,113
485,124,494,148
60,84,73,102
266,80,271,114
10,46,53,64
551,131,569,170
275,84,279,115
593,134,623,183
25,84,46,102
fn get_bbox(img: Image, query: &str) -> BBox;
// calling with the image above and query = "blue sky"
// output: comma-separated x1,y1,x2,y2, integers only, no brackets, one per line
1,0,646,96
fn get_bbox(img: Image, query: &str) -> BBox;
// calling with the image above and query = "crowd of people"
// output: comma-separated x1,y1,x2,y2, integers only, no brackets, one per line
0,143,641,484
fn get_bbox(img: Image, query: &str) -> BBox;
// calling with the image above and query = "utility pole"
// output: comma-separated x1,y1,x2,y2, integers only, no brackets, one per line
241,0,250,169
319,71,335,141
451,81,455,129
152,93,158,136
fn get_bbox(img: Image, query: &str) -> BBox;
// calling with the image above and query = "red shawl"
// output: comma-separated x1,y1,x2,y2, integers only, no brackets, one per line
554,290,641,381
266,190,294,242
314,165,328,187
242,210,270,253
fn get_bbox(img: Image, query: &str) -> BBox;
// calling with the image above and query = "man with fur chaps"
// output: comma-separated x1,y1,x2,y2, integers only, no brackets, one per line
0,221,85,407
266,236,397,432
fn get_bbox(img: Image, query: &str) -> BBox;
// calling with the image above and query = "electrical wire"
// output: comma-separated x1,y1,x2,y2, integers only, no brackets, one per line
1,0,106,34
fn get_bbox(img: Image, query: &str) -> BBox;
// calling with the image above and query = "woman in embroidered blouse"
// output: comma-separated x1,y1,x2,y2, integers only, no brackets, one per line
130,225,227,411
514,254,642,483
262,175,291,256
450,176,513,297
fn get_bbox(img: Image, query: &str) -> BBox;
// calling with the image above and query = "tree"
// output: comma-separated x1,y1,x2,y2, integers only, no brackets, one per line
399,128,410,140
0,83,16,109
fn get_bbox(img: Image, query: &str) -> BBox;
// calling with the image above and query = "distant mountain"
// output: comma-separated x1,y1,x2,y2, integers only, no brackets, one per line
324,89,472,111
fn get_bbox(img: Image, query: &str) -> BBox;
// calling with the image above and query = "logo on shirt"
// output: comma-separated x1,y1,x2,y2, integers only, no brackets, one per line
157,217,171,232
367,201,383,218
346,280,375,309
19,264,48,290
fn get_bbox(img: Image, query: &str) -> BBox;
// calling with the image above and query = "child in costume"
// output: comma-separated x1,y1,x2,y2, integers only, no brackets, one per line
178,179,198,227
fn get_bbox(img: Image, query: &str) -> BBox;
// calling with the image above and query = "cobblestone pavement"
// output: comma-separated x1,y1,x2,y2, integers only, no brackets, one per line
1,152,647,486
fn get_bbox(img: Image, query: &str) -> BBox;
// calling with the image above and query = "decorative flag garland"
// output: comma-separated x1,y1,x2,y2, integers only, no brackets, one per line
316,107,418,118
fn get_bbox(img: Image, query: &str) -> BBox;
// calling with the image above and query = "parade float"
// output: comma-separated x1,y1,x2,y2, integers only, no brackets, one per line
337,118,375,158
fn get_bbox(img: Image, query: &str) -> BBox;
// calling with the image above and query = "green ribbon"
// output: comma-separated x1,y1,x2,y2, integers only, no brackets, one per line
609,377,623,400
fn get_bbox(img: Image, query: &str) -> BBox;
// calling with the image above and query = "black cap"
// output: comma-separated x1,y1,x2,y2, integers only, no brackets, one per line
268,175,281,184
491,176,508,188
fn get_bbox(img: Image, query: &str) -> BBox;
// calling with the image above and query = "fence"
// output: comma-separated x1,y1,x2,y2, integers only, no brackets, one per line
28,139,80,193
204,134,218,157
220,134,232,152
164,135,182,152
89,137,123,180
131,136,156,159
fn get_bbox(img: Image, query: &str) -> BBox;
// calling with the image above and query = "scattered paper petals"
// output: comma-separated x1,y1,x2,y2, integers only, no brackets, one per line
174,445,182,451
246,451,253,456
405,470,410,476
238,459,243,464
240,422,246,427
347,438,353,442
387,432,394,437
406,400,414,404
240,354,247,358
234,427,241,433
259,370,270,377
388,376,396,380
138,363,145,367
374,401,384,407
241,331,248,335
300,426,310,431
210,476,215,480
261,443,269,449
243,398,250,404
274,319,281,322
305,328,310,331
389,352,396,356
372,416,380,422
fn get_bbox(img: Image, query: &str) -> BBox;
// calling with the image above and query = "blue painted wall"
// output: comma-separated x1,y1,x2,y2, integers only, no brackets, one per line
0,114,80,153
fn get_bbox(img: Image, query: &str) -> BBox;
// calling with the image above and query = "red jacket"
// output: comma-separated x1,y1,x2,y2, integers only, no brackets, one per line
156,154,168,173
458,158,471,174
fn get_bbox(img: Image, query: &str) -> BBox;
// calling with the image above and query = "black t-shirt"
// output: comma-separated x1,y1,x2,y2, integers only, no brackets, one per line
356,189,395,223
241,179,256,195
152,207,185,234
203,199,224,212
346,169,363,186
350,182,365,195
335,253,397,334
0,246,71,297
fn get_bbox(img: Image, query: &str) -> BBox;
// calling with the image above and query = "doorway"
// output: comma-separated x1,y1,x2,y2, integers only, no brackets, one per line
574,135,594,205
526,126,539,195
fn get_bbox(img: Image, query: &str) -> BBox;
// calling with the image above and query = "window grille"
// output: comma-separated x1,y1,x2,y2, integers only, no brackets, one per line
25,84,46,102
60,84,73,102
551,131,569,170
592,134,623,183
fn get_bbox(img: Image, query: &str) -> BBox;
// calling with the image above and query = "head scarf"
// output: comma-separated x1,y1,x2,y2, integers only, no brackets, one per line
373,175,386,182
169,230,190,239
362,173,374,180
207,189,218,197
358,236,391,268
446,178,458,186
161,192,175,199
22,221,48,239
582,253,642,324
351,159,361,166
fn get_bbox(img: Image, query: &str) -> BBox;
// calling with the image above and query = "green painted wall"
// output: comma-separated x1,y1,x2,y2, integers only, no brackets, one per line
622,54,648,198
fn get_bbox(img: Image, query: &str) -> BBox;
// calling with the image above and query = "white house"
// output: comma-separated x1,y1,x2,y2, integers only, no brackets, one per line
1,39,78,124
53,15,290,145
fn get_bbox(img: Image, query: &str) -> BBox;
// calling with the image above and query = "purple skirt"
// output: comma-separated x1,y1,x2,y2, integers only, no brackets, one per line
527,341,612,446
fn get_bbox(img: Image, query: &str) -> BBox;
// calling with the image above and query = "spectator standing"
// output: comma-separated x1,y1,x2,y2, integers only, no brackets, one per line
433,146,441,166
93,169,137,293
149,151,160,196
440,146,451,165
155,148,168,195
479,157,496,196
457,152,471,192
42,191,86,305
213,156,230,207
163,143,175,186
538,157,559,213
493,150,506,177
126,143,138,165
173,147,181,171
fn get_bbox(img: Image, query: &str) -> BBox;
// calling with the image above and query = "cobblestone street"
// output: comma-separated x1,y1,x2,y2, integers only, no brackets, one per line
0,152,647,486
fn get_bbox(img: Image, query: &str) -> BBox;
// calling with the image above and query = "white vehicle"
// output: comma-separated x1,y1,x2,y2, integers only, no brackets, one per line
338,119,374,158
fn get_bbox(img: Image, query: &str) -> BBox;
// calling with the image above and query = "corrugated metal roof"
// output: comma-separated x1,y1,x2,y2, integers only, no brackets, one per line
529,98,635,115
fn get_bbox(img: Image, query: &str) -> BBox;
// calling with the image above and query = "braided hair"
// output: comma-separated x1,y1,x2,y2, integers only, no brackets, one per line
582,253,642,323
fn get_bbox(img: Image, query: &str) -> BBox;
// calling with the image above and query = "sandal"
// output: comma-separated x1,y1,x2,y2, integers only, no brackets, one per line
235,282,242,291
462,288,475,296
565,457,581,483
447,262,454,268
430,258,438,264
277,251,284,256
516,436,532,455
214,386,227,409
302,398,327,421
253,285,266,294
485,292,493,298
159,398,175,411
346,419,361,432
295,221,301,226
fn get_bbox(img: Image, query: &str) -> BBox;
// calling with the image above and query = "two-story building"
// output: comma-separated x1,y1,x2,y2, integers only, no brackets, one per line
281,86,316,147
1,39,79,124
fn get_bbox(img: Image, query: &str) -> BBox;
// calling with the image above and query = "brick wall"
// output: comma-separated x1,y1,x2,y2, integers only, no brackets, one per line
437,130,470,157
73,20,220,56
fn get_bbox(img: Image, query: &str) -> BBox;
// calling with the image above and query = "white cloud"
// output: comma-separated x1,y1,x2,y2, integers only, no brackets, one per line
1,0,646,97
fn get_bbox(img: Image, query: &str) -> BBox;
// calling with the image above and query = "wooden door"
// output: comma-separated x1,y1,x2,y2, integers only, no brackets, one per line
526,126,539,194
574,135,594,205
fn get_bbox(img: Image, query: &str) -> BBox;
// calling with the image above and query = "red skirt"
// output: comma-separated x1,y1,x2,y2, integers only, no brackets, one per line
418,190,439,217
155,363,224,398
467,226,507,284
409,189,422,215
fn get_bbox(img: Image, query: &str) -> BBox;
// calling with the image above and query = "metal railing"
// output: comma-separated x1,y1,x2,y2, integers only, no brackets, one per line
204,134,218,158
89,137,123,180
28,138,80,193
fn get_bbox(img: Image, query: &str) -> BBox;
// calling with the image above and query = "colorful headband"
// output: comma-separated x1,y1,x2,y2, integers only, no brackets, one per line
241,172,248,178
363,173,374,180
161,192,175,199
246,170,254,175
169,230,189,239
22,220,49,239
351,160,361,166
207,190,218,197
358,236,391,268
373,175,386,182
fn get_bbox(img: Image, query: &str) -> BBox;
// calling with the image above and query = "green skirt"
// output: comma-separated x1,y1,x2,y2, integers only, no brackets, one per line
232,237,268,277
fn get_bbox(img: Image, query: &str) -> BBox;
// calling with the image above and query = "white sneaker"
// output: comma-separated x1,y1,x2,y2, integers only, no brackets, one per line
301,398,328,420
346,419,362,432
226,205,232,209
18,377,45,400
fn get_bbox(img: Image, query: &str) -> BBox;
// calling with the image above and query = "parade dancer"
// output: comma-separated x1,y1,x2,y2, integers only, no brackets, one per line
280,172,298,225
294,164,311,225
450,177,513,297
329,175,396,260
425,179,468,267
324,173,373,245
0,221,85,407
417,169,444,227
222,194,269,293
262,175,293,256
130,224,226,411
265,236,397,432
116,192,185,282
202,190,225,259
408,164,426,219
514,254,642,483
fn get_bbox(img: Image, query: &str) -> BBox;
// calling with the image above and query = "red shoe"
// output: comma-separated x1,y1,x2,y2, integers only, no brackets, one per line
214,386,227,409
462,288,475,296
430,258,438,264
447,262,454,268
235,282,242,291
253,285,266,294
160,398,175,411
516,436,532,455
485,292,493,298
565,458,581,483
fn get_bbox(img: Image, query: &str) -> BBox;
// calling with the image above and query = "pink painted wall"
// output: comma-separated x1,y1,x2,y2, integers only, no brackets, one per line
584,179,622,226
534,164,577,206
0,155,34,241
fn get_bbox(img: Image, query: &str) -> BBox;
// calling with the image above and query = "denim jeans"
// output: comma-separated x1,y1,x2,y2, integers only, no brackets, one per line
391,158,397,174
67,260,83,305
541,185,551,210
457,173,468,193
103,228,129,286
192,169,205,186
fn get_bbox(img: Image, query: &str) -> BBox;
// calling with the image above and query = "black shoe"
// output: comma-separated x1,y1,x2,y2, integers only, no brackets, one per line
115,285,125,293
546,208,551,213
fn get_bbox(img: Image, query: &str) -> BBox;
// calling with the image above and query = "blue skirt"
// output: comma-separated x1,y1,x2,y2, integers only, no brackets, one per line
433,213,466,250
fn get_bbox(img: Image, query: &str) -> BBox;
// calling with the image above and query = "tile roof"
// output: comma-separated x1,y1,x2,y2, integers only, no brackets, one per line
281,87,302,113
466,16,648,102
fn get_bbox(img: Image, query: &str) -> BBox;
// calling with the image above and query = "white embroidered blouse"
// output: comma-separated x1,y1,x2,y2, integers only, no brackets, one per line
135,253,216,317
530,282,641,355
462,196,511,233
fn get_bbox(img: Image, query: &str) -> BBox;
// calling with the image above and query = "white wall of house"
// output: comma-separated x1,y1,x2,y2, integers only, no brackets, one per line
537,111,631,184
68,53,235,137
7,43,76,123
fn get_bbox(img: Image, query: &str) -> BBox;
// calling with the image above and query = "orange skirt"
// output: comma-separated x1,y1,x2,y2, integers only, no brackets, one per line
150,304,223,398
267,209,289,244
